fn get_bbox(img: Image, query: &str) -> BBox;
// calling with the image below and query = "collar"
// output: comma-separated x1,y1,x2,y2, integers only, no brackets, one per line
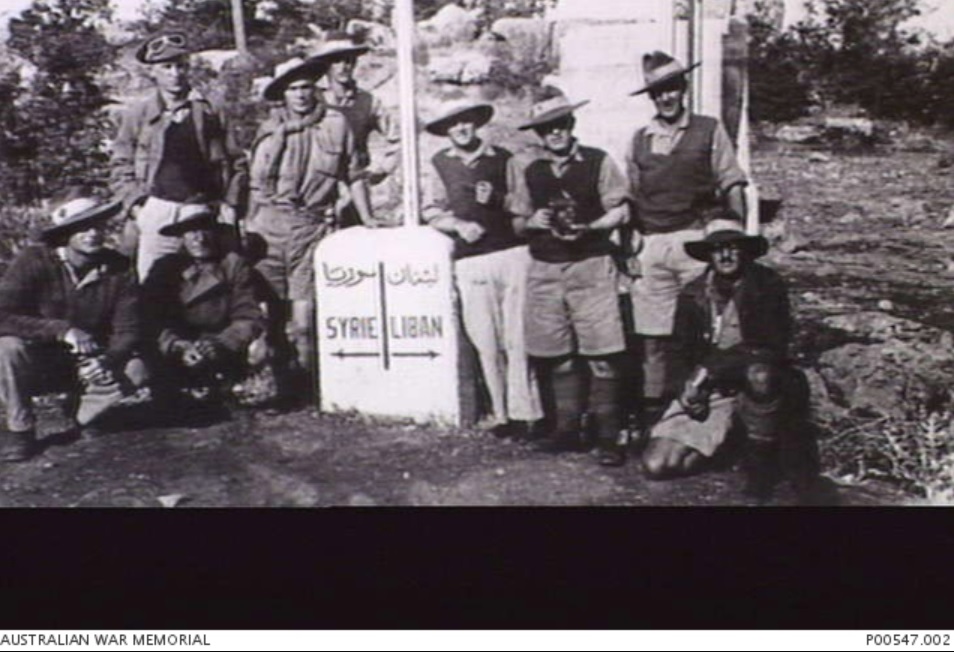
543,139,583,166
646,110,691,137
145,88,208,124
56,248,108,289
445,140,495,166
321,80,358,105
180,259,226,305
705,268,744,301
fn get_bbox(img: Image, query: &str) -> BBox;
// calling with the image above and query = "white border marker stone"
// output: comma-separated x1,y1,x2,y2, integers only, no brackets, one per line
314,0,464,425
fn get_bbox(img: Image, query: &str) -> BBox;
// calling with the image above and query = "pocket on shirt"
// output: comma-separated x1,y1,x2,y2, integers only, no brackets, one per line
311,131,345,178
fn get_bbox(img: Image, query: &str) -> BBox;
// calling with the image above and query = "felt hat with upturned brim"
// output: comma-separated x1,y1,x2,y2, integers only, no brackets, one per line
263,57,328,102
158,206,219,237
684,218,769,262
425,99,494,136
517,93,589,131
310,31,371,61
630,51,701,96
42,196,123,245
136,31,192,64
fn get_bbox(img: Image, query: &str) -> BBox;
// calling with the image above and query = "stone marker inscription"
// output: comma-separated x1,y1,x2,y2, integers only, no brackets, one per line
315,226,461,425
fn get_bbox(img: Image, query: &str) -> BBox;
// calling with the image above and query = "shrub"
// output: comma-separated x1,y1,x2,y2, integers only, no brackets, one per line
821,407,954,502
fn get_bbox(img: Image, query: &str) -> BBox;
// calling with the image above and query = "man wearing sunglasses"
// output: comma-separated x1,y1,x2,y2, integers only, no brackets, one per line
110,32,247,282
625,51,749,439
510,88,632,466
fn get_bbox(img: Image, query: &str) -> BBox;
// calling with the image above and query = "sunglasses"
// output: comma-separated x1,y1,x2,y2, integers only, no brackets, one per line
147,33,186,53
534,117,573,135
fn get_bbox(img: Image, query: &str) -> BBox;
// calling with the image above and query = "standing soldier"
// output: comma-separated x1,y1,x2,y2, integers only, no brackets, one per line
110,32,247,282
246,56,371,405
422,98,542,439
315,31,400,227
510,88,632,466
625,51,749,431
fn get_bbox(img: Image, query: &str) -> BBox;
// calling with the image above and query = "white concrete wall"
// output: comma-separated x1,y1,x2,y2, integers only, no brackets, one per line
549,0,675,167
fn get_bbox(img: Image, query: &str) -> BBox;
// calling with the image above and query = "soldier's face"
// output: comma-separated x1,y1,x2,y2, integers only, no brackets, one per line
153,57,191,97
183,227,216,261
67,225,106,256
284,78,318,115
534,116,574,156
711,242,743,277
329,54,357,84
649,78,687,122
447,119,478,149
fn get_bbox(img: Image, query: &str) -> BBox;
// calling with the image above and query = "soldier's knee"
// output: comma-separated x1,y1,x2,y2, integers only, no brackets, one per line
587,355,622,379
641,439,673,479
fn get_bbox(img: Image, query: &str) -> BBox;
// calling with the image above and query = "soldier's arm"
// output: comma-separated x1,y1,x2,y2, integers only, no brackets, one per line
584,154,631,231
102,271,139,368
0,251,71,342
213,257,264,352
711,121,748,221
109,104,148,213
342,124,375,225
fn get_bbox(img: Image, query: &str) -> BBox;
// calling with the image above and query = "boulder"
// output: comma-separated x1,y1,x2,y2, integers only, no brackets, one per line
346,19,396,51
418,3,481,48
815,312,954,417
816,340,954,418
491,17,553,67
427,49,495,84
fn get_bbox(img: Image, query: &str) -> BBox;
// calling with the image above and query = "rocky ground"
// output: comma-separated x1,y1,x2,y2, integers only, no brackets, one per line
1,132,947,507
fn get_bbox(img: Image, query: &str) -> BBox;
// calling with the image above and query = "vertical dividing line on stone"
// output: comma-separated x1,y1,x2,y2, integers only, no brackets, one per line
378,261,391,370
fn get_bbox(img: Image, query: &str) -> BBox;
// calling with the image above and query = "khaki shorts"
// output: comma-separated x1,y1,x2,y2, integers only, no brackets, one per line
246,205,334,302
525,255,625,358
630,229,707,336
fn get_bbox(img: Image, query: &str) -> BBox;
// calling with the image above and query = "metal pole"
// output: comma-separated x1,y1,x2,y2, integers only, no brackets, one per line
230,0,248,55
394,0,421,227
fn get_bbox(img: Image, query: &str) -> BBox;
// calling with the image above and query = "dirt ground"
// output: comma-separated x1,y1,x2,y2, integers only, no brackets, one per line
0,138,939,508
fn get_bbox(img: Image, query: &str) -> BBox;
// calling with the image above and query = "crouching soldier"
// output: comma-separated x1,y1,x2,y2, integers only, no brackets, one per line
641,219,822,502
142,207,264,404
0,190,146,460
510,88,632,466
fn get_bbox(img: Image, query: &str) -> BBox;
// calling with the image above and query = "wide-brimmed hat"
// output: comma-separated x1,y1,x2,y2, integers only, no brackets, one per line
684,218,769,262
158,205,218,237
136,31,192,64
311,31,371,61
630,51,700,96
42,192,123,244
425,99,494,136
263,56,328,102
517,90,589,131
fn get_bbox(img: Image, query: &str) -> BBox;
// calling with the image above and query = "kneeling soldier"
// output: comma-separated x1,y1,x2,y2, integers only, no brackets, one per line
0,189,146,460
142,207,264,402
642,219,821,502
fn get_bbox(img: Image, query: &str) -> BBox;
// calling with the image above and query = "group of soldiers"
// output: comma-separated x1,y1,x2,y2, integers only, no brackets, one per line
423,51,821,502
0,29,822,503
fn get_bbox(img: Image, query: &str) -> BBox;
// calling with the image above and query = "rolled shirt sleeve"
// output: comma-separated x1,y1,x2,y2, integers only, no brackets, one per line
504,156,534,218
711,120,748,194
597,154,633,212
421,161,452,224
